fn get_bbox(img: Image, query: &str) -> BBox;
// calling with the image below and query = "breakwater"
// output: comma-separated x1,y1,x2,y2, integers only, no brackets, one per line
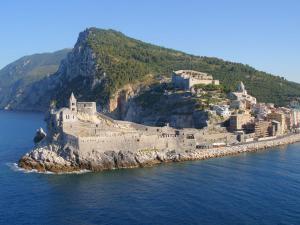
179,134,300,161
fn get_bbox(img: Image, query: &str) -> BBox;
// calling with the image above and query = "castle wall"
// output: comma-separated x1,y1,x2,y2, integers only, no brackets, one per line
189,78,213,88
188,78,220,88
172,74,189,90
74,132,189,153
60,110,77,123
172,72,219,90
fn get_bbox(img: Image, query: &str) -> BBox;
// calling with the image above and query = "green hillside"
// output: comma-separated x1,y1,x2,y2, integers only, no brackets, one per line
0,49,71,110
1,28,299,112
86,28,299,106
0,49,70,88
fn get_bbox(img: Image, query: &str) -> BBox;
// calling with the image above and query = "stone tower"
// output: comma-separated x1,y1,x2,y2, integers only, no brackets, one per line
69,92,77,112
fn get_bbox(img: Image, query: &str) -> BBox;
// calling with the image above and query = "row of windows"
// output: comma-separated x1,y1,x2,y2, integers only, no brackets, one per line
65,115,75,120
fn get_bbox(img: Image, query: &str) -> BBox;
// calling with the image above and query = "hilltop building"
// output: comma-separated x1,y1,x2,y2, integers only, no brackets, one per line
172,70,219,90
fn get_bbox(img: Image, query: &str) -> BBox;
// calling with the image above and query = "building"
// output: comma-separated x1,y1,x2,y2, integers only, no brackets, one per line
46,92,242,156
229,82,257,110
289,99,300,109
49,93,97,130
267,112,286,135
230,100,246,111
252,103,271,119
271,120,281,136
69,92,97,115
172,70,219,90
290,109,300,128
229,112,253,132
213,105,231,117
254,120,272,138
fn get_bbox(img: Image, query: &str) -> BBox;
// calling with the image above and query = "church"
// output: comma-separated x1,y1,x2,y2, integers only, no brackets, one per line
229,82,257,110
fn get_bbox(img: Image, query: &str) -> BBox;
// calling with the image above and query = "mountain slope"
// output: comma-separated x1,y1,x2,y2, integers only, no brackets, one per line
1,28,300,113
0,49,71,110
51,28,300,108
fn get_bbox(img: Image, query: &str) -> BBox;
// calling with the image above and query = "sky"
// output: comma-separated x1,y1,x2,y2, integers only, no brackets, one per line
0,0,299,82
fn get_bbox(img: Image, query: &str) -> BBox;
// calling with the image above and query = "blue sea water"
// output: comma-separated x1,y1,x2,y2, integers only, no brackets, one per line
1,110,300,225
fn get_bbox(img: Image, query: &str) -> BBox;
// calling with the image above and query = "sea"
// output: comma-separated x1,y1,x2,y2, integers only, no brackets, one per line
1,110,300,225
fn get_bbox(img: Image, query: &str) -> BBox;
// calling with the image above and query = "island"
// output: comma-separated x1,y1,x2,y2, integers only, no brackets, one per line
18,70,300,173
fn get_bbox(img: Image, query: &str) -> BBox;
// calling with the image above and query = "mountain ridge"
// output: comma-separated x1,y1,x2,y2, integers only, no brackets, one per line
0,49,71,110
0,28,299,113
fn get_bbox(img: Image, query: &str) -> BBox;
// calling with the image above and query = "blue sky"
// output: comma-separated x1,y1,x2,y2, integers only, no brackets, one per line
0,0,299,82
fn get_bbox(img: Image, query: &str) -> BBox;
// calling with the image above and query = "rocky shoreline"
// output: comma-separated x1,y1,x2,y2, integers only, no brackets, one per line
18,133,300,173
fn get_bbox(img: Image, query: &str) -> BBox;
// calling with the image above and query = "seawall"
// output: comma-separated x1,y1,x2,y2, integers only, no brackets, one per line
18,133,300,173
179,134,300,161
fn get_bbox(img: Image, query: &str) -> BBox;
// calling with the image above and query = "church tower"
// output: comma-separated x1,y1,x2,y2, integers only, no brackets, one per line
237,81,247,95
69,92,77,112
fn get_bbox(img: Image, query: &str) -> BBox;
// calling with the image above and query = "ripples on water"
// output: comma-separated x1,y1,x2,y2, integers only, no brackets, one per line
1,110,300,225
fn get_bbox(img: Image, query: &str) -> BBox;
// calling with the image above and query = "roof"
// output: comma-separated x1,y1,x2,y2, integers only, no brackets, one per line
70,92,76,100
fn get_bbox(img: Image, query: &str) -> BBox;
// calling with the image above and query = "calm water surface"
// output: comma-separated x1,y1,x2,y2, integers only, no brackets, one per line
1,110,300,225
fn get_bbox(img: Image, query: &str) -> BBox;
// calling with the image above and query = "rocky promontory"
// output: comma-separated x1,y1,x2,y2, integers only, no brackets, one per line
18,134,300,173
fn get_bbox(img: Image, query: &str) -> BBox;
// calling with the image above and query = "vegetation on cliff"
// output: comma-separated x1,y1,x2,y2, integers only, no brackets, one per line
0,49,70,88
0,49,71,110
85,28,300,106
1,28,300,111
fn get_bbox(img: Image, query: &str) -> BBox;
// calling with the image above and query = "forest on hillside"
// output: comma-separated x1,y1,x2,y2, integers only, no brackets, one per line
86,28,299,106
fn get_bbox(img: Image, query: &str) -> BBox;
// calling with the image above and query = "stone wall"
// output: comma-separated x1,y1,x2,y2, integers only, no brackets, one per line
76,132,185,153
172,73,219,90
77,102,97,114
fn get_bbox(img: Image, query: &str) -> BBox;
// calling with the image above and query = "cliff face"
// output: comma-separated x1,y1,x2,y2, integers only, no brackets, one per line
0,29,106,111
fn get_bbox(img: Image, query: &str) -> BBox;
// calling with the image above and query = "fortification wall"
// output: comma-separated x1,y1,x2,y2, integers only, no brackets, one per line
75,132,186,153
189,78,214,88
172,74,189,90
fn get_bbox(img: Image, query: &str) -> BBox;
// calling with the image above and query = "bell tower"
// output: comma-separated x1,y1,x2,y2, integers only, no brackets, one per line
69,92,77,112
237,82,247,95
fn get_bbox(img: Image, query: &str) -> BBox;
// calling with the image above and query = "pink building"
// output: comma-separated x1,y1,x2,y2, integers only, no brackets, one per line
290,109,300,128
